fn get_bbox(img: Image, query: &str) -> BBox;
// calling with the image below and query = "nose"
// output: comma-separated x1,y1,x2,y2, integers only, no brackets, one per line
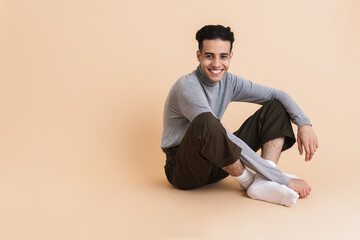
212,57,220,67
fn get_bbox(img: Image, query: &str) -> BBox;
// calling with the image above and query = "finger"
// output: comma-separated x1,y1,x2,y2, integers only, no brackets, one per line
307,145,314,161
305,145,310,161
315,140,319,150
309,144,316,160
298,139,303,155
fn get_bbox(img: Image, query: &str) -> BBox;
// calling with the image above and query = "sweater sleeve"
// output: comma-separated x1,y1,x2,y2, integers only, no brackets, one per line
230,74,311,128
175,79,212,121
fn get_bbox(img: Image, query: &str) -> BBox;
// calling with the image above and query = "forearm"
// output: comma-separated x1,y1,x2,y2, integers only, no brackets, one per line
231,76,311,128
274,90,311,128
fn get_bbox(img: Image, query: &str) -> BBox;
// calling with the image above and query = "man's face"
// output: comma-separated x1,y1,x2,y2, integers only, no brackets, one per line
197,38,233,83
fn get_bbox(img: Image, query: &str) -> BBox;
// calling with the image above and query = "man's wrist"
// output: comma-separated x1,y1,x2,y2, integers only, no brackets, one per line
298,124,312,130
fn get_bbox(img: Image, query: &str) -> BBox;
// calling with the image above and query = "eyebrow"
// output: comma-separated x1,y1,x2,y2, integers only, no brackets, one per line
204,52,230,55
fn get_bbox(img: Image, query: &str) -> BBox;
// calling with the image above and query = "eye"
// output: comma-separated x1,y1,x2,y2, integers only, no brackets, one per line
221,55,228,59
206,55,213,59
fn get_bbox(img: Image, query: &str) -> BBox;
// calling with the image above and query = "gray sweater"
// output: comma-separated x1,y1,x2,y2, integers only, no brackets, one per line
161,65,311,186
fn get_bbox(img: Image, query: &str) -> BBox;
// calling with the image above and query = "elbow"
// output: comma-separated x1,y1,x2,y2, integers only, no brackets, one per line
276,89,288,98
273,89,289,101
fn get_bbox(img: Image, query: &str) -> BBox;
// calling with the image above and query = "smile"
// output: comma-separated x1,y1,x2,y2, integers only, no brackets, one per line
209,69,223,74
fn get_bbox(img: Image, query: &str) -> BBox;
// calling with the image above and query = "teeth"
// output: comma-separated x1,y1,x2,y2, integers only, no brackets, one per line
211,70,221,74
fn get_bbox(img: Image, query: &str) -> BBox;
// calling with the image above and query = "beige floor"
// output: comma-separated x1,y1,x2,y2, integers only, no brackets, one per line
1,0,360,239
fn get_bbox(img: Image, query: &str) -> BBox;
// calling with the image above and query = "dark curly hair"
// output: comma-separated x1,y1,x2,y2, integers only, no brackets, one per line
196,25,235,53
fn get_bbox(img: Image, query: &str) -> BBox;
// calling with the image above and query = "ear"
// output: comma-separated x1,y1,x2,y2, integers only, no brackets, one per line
230,51,234,59
196,50,201,62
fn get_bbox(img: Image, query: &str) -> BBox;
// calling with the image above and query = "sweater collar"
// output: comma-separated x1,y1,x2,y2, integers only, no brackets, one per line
196,65,218,87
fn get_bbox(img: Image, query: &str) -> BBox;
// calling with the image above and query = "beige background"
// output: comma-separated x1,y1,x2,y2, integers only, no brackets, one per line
1,0,360,239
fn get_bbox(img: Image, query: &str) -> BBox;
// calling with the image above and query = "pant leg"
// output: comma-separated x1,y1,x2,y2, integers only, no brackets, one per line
164,112,241,190
233,100,296,152
164,100,296,190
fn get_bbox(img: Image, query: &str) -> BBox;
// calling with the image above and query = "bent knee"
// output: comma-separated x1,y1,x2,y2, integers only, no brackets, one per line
192,112,219,127
267,100,286,112
188,112,223,137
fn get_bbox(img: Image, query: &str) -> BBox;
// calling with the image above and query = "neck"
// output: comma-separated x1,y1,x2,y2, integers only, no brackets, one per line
196,65,218,87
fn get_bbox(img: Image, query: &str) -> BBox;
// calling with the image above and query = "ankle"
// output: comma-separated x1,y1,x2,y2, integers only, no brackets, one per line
222,160,245,176
265,159,276,168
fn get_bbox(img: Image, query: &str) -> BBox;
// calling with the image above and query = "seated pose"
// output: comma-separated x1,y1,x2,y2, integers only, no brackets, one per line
161,25,319,206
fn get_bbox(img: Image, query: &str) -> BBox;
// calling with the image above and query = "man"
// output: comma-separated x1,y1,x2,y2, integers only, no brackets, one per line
161,25,319,206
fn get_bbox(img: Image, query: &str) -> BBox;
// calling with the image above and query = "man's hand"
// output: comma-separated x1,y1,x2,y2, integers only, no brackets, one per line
288,178,312,198
297,125,319,162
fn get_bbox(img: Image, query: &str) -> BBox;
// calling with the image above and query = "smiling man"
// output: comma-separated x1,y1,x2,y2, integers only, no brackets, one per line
161,25,319,206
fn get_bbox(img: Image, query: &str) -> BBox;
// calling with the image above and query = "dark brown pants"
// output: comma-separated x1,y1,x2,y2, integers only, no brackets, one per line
164,100,296,190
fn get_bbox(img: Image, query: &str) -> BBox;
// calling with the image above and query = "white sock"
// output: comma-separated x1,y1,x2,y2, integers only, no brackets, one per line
246,160,299,207
264,160,299,179
265,159,277,167
232,168,255,190
247,174,299,206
